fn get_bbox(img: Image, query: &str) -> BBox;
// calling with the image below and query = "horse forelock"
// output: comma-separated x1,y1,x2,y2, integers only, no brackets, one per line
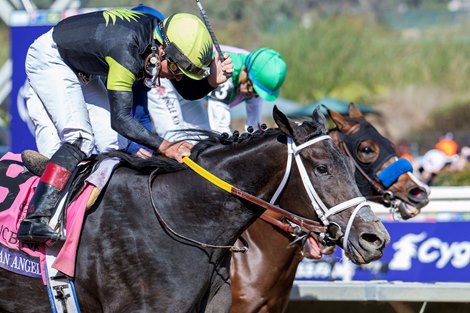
299,120,328,142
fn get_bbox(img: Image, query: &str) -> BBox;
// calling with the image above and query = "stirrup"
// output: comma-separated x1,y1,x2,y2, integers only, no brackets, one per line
21,150,49,176
17,218,63,244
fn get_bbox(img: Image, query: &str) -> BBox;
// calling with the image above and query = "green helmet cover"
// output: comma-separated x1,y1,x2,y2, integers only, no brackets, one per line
245,48,287,101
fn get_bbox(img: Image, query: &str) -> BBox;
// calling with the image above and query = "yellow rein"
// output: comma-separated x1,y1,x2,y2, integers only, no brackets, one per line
183,156,232,193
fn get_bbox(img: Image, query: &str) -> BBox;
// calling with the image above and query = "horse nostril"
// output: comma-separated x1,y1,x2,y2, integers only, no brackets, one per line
361,233,383,249
408,187,429,204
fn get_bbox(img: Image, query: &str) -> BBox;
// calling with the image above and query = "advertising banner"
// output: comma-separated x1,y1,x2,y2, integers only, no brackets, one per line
296,221,470,283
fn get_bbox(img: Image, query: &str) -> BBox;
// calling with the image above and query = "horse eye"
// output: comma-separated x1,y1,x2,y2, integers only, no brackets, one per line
315,164,329,176
360,146,375,156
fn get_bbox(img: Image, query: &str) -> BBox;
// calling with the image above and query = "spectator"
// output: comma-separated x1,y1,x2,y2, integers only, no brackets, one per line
396,139,414,164
435,132,458,157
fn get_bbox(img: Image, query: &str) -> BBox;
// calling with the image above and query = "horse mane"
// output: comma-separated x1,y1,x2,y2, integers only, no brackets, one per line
106,128,281,174
108,119,324,174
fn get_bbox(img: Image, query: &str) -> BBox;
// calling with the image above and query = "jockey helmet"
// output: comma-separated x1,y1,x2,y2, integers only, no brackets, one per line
245,48,286,101
131,4,165,20
155,13,213,80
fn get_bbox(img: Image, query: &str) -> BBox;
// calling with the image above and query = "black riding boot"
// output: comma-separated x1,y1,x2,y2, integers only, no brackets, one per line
17,142,86,243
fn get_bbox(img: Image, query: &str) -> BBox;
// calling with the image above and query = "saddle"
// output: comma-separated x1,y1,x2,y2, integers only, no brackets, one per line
21,150,104,211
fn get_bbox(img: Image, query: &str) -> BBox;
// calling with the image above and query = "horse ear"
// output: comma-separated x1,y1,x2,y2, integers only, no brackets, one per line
312,106,327,127
273,105,297,137
349,102,364,119
327,107,356,133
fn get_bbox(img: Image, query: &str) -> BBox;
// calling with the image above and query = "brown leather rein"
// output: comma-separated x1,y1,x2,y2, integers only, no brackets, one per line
183,157,327,235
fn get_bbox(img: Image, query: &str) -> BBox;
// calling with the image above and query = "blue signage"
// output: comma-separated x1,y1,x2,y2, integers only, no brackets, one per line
296,221,470,283
10,25,52,153
9,9,105,153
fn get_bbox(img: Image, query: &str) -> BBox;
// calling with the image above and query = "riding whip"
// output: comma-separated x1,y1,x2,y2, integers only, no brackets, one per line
195,0,225,62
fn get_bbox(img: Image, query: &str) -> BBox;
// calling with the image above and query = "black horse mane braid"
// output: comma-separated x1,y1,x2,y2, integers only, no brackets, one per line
106,127,281,174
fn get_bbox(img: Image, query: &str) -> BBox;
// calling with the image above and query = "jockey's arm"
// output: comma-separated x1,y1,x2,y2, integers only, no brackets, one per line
106,57,165,153
108,90,164,151
207,97,232,134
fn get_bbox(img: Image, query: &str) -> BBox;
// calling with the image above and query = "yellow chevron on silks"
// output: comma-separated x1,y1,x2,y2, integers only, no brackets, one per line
103,9,143,26
105,56,136,91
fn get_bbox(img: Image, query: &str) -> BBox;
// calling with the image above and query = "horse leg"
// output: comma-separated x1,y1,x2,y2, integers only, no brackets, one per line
204,253,232,313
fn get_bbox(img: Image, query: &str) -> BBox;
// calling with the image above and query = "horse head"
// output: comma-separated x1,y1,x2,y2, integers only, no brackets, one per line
271,106,390,264
328,103,430,220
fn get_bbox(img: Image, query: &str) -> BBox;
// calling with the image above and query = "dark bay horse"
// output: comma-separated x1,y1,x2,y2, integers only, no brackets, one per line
0,107,389,313
229,103,429,313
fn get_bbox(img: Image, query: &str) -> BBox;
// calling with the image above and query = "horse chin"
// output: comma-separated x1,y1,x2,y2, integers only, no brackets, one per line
397,201,421,220
343,239,386,265
342,233,390,265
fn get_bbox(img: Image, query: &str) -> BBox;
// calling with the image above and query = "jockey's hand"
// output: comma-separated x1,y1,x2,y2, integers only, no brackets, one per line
208,52,233,87
135,148,153,159
158,139,193,163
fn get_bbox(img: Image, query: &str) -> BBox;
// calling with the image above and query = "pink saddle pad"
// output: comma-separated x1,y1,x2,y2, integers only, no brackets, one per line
0,152,110,283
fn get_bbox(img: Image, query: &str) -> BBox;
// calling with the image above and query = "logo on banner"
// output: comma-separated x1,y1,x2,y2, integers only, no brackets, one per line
390,232,470,270
296,226,470,282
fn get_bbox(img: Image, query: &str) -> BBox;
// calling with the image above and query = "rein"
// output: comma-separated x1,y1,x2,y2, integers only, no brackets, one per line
184,134,368,254
148,169,249,252
182,157,327,234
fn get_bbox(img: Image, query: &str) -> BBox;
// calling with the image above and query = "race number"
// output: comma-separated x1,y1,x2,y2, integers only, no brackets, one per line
0,160,34,212
209,79,234,104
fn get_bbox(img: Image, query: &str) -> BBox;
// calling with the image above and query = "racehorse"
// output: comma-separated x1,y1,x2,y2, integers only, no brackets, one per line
229,103,429,313
0,107,390,313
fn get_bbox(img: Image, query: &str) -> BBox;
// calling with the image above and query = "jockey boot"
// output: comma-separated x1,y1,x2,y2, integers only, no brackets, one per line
17,142,86,243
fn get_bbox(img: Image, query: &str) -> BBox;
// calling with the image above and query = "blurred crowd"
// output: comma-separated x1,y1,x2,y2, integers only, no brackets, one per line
396,132,470,185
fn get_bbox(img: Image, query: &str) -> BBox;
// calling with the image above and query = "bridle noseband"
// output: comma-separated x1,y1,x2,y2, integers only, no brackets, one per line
269,135,368,252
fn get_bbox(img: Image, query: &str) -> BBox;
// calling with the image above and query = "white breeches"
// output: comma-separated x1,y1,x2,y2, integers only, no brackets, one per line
24,29,121,157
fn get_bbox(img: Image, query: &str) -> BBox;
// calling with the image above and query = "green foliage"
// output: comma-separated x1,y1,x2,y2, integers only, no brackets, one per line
1,2,470,137
259,15,470,104
433,164,470,186
425,100,470,133
0,25,8,64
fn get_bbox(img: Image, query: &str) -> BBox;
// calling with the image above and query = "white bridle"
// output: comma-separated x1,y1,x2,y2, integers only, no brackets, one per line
269,135,369,252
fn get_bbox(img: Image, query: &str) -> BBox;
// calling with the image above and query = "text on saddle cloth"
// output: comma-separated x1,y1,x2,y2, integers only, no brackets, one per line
0,152,120,282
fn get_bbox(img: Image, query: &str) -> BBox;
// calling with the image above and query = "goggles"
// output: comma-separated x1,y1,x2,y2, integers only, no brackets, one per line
163,54,183,76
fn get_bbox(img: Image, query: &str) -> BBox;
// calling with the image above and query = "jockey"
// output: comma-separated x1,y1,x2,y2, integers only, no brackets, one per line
200,46,287,134
18,8,233,243
128,45,287,157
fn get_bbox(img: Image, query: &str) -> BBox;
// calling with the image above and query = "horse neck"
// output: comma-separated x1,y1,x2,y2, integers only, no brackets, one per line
231,219,303,311
201,135,288,199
